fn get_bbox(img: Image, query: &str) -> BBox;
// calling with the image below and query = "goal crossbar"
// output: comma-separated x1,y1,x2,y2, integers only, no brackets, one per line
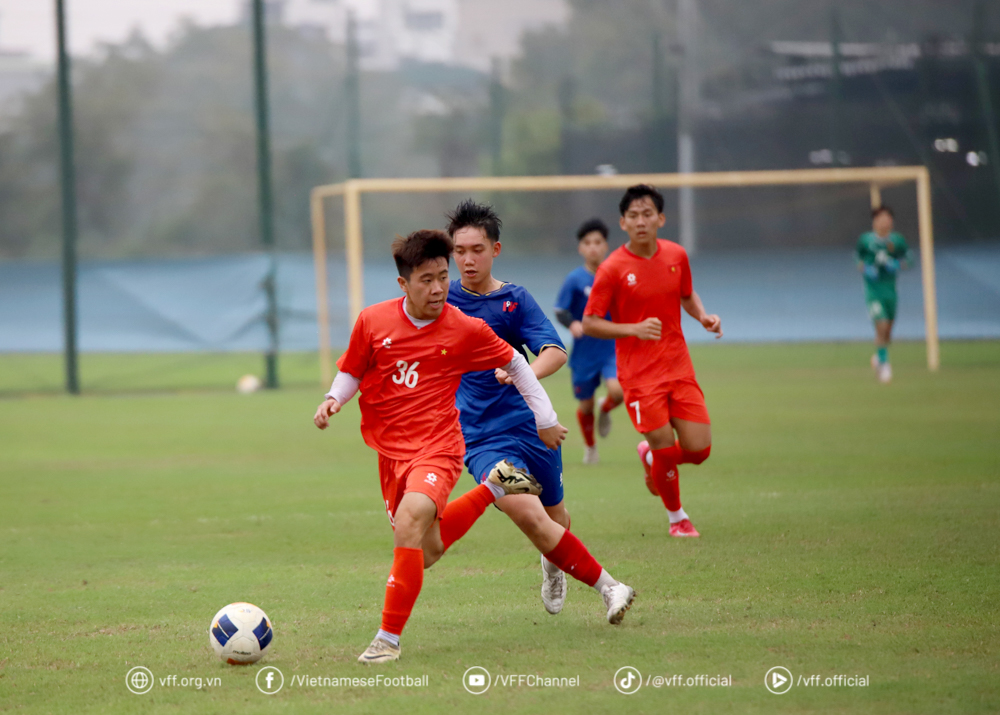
310,166,938,386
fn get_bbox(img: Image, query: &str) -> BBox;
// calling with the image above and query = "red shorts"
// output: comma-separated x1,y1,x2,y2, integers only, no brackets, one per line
377,452,464,528
623,377,710,434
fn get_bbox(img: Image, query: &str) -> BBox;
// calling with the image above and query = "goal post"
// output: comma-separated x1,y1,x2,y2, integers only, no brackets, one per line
310,166,939,387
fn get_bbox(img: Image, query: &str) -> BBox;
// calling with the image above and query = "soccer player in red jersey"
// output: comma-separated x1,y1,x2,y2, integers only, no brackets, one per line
314,229,575,663
583,185,722,538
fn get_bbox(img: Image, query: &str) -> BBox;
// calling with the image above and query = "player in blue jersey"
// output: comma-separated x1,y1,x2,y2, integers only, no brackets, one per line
554,218,624,465
445,200,635,621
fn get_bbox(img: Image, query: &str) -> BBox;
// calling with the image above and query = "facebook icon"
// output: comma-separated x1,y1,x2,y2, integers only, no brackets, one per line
256,666,284,694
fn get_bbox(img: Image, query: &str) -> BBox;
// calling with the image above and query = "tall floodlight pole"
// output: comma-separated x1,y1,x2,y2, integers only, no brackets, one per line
55,0,79,394
677,0,699,254
489,58,505,175
829,7,845,165
251,0,279,388
345,10,362,179
651,32,670,170
557,74,576,174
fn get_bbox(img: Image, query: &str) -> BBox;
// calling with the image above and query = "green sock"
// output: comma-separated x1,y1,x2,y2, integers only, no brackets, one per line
877,347,888,364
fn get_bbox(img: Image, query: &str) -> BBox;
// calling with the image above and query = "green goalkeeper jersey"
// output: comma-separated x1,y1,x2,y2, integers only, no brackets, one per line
855,231,911,300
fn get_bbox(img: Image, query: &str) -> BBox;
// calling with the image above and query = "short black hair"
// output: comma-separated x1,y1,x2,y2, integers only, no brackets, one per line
446,199,502,242
576,217,609,241
872,204,894,219
619,184,664,216
391,229,453,280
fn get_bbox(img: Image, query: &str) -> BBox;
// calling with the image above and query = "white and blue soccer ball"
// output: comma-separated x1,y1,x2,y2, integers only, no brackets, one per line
209,602,273,665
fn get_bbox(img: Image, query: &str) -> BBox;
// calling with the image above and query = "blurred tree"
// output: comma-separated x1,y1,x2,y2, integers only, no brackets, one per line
0,0,993,260
0,21,401,259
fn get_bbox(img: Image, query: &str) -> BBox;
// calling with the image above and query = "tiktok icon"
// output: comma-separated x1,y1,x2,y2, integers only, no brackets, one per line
614,666,642,695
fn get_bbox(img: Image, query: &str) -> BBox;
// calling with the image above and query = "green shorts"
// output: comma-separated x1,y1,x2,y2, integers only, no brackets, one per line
866,294,897,322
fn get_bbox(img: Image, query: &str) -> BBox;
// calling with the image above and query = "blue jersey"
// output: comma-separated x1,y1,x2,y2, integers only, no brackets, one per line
554,266,616,374
448,280,565,445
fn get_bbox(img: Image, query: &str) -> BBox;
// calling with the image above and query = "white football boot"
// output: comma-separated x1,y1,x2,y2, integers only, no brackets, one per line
583,445,600,464
358,636,400,663
540,555,567,615
878,363,893,384
601,582,635,625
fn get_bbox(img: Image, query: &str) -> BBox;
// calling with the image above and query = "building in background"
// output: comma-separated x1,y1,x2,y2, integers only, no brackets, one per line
0,13,49,130
454,0,568,74
280,0,568,71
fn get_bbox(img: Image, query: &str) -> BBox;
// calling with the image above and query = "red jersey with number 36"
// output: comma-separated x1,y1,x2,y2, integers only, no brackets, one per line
584,239,695,388
336,298,514,460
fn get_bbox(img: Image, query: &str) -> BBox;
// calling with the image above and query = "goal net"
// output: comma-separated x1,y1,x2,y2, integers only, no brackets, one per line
310,167,938,386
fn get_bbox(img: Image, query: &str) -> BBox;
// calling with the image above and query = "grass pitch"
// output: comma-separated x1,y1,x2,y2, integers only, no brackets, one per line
1,341,998,714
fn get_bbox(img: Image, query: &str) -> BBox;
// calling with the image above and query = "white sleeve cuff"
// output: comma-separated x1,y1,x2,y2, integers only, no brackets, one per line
325,371,360,406
503,352,559,430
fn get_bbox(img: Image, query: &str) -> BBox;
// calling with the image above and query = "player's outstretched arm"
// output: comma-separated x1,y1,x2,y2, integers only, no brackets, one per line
895,238,913,270
554,309,585,339
681,291,722,338
495,346,567,385
503,352,568,449
314,371,359,429
313,399,341,429
583,314,662,340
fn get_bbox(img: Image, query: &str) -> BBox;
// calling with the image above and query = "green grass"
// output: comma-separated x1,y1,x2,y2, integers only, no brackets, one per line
1,341,998,714
0,351,323,396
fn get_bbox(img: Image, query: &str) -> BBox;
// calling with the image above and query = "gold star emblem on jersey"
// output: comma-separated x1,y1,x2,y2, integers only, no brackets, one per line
441,349,447,355
671,266,676,272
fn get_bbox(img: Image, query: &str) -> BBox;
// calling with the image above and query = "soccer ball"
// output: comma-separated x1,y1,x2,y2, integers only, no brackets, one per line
209,602,273,665
236,374,263,394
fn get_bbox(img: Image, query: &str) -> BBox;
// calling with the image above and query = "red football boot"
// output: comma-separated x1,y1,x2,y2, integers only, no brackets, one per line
637,440,658,495
669,518,700,538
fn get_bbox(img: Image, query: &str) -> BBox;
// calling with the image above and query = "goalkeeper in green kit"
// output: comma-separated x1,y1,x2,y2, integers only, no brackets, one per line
855,205,912,383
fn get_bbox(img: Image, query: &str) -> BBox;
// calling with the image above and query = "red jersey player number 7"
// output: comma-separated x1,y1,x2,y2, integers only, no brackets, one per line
583,184,721,539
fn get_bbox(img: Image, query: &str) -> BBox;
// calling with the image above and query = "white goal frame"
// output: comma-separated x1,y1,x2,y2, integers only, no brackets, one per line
310,166,938,386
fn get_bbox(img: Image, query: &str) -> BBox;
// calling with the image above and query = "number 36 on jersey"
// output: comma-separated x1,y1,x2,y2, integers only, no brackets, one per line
391,360,420,388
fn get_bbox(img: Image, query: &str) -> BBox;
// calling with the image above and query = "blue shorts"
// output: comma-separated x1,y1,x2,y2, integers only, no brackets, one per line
571,353,618,401
465,423,564,507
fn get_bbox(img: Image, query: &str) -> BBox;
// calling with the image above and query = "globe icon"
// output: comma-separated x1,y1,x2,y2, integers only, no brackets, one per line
126,667,153,694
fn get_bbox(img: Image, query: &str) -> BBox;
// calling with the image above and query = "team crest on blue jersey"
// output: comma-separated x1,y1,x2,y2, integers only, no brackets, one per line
502,301,519,312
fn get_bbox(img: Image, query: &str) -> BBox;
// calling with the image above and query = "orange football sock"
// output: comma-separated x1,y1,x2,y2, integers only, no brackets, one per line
439,484,495,552
651,447,682,512
380,547,424,636
542,530,602,587
577,409,596,447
